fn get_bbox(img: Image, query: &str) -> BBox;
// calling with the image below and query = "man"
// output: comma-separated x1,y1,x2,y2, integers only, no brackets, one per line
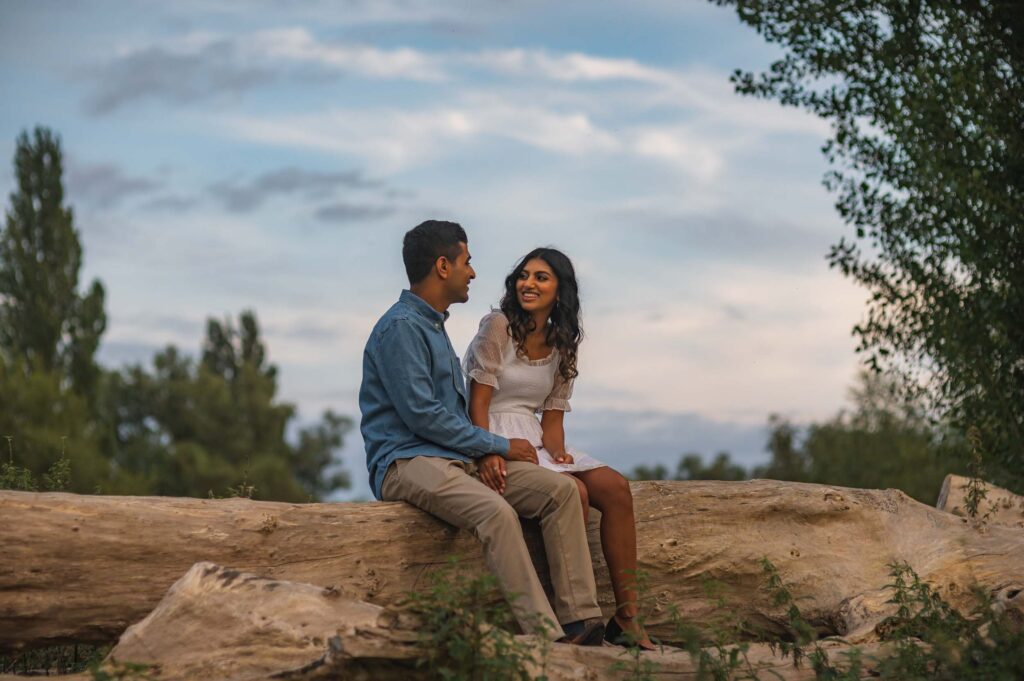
360,219,604,644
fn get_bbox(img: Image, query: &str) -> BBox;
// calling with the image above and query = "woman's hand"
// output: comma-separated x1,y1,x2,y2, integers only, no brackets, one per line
552,451,575,464
477,454,507,493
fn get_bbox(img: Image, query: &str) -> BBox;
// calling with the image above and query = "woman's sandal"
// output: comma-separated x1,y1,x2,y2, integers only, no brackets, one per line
604,613,658,651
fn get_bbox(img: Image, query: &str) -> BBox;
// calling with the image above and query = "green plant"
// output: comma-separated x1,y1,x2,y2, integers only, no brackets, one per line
759,558,863,680
609,569,659,681
401,556,549,681
875,562,1024,680
1,436,36,491
669,575,767,681
225,456,257,499
88,657,156,680
0,644,110,676
963,427,994,521
0,435,74,492
43,437,72,491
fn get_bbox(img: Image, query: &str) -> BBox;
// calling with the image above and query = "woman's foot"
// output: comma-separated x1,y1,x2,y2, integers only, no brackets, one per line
604,614,657,651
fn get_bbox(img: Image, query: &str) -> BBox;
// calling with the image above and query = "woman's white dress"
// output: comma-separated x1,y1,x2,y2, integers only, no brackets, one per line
462,311,606,474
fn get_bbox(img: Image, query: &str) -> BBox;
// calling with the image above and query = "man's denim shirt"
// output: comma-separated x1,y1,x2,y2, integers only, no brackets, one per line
360,290,510,499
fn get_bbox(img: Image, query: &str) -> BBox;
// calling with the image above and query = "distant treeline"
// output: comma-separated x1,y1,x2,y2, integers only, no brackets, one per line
629,372,969,504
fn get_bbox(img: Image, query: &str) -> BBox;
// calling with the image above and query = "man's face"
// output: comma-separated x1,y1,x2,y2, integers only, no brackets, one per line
446,242,476,304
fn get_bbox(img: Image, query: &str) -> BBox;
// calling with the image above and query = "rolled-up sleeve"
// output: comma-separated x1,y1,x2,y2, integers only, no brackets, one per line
376,320,509,457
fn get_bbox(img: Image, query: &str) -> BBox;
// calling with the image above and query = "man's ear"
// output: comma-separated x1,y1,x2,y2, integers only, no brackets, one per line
435,256,450,280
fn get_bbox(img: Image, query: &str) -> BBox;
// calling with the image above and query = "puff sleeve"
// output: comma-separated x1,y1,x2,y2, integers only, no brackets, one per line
462,311,510,389
542,363,574,412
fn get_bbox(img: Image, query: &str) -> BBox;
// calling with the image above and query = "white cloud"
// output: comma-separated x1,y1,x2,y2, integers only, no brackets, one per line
249,27,447,81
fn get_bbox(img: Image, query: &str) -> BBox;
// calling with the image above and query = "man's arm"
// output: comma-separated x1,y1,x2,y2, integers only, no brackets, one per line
376,319,508,457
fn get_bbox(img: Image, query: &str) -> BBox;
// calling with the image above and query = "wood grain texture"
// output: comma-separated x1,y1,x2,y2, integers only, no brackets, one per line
2,479,1022,652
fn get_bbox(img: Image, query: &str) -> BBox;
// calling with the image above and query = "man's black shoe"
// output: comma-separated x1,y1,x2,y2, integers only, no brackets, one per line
557,617,605,646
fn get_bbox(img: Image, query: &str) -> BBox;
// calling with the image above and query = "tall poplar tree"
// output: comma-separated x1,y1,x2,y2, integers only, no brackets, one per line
0,127,109,488
0,127,106,399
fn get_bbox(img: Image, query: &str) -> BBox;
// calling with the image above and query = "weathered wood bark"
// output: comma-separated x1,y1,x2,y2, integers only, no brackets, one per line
937,473,1024,529
2,480,1023,653
8,563,879,681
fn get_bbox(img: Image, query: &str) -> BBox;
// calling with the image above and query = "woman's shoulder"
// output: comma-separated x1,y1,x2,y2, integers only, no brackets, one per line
477,309,510,334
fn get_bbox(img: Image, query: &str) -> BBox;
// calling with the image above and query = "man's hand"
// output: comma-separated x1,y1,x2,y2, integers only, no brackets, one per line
477,454,507,494
506,438,538,464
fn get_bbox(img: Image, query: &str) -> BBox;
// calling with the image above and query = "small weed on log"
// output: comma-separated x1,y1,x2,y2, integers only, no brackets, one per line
609,568,659,681
401,556,550,681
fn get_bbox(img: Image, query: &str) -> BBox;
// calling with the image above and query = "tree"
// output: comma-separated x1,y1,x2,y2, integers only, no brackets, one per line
103,311,352,501
629,451,748,481
0,127,110,489
712,0,1024,489
752,372,966,503
0,127,106,400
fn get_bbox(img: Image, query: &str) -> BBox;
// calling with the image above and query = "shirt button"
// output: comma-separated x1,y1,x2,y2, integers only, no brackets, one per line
434,323,440,329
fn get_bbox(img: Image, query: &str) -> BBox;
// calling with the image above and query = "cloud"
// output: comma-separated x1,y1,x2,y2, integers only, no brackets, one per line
83,38,274,114
596,203,831,264
141,195,201,213
209,167,381,212
313,202,394,223
66,161,162,209
219,104,717,176
251,27,446,81
82,28,446,113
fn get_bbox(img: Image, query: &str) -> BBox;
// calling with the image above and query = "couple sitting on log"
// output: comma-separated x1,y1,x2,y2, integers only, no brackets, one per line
360,219,654,649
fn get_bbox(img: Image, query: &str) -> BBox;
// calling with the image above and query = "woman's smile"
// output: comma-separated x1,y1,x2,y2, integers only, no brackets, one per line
516,258,558,311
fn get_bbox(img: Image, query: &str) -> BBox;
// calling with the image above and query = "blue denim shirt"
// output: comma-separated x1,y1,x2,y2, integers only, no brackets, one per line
360,290,510,499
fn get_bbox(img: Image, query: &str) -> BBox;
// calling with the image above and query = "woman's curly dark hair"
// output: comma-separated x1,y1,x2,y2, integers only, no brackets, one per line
499,247,582,382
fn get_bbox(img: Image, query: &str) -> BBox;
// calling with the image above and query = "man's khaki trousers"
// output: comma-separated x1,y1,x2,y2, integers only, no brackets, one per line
381,456,602,640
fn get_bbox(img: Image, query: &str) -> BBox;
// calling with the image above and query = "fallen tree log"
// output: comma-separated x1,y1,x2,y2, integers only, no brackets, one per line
22,562,881,681
2,479,1023,652
937,473,1024,529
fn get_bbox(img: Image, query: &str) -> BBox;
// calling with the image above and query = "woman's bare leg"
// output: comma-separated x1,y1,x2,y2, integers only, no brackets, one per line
563,472,589,524
574,467,653,649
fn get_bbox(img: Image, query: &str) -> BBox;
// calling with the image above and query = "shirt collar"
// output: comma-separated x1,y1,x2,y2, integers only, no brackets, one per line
400,289,450,324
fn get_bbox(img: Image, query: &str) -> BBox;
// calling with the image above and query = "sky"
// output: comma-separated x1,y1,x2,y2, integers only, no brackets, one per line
0,0,868,500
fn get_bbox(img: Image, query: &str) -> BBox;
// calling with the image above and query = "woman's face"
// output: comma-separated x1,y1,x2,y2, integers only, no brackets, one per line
516,257,559,315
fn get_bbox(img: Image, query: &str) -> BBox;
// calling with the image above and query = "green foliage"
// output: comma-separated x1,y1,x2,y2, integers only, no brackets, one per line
759,558,864,680
0,127,352,502
609,569,659,681
633,373,966,503
401,557,549,681
0,644,109,676
88,658,156,681
0,435,74,492
875,562,1024,680
713,0,1024,488
1,436,36,491
630,452,748,482
669,576,766,680
962,427,994,520
753,373,967,503
0,127,106,400
100,312,353,501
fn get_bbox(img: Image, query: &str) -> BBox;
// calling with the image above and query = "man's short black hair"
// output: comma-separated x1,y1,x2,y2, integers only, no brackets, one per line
402,220,468,284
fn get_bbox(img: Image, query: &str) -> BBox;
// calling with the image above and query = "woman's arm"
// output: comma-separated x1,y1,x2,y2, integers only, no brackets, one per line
540,409,573,464
469,380,512,492
468,379,493,431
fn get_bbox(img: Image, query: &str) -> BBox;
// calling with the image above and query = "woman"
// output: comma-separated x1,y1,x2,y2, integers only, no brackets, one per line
463,247,654,650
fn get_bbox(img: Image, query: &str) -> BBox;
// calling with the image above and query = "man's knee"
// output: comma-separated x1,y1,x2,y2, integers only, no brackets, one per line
547,470,581,506
479,497,521,534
